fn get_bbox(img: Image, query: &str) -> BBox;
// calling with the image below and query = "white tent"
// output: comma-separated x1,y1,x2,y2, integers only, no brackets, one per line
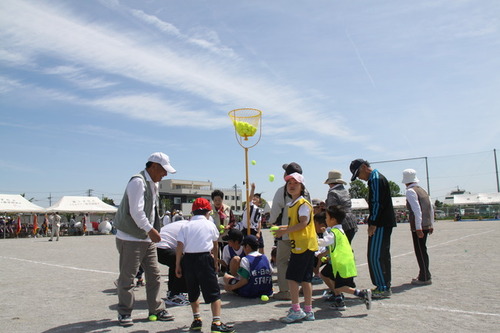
351,198,368,210
46,196,117,213
449,193,500,205
0,194,46,213
392,197,407,208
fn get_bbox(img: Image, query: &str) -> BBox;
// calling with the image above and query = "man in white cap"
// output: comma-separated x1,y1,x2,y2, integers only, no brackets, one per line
114,152,176,327
402,169,434,285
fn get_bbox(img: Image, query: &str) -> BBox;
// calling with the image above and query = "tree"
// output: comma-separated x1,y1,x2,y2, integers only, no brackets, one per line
102,196,116,206
435,199,443,208
349,180,369,200
388,181,403,197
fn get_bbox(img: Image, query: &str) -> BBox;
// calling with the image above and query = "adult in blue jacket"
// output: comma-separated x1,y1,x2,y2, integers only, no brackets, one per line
350,159,396,298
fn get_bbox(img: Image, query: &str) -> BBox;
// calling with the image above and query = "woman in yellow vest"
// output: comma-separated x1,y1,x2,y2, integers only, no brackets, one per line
274,172,318,323
319,204,372,311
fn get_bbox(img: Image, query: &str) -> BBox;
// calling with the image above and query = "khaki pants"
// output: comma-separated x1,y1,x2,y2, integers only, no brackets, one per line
115,238,164,315
276,239,291,292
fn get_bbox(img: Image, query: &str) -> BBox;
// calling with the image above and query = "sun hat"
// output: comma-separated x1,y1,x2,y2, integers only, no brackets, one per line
192,198,212,212
284,172,305,184
148,152,176,173
324,170,347,185
349,159,369,181
311,198,322,207
282,162,303,175
402,169,419,184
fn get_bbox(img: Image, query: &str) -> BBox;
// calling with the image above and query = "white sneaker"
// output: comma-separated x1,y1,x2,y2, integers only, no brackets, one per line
165,293,190,306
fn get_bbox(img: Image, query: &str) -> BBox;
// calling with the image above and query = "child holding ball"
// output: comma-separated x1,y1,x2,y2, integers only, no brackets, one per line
274,172,319,323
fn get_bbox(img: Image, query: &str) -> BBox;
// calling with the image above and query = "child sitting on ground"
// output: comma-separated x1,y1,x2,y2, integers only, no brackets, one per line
219,228,245,276
319,204,372,311
223,235,273,298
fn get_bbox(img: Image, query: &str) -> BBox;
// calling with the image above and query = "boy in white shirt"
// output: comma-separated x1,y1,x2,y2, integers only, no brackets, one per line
175,198,234,333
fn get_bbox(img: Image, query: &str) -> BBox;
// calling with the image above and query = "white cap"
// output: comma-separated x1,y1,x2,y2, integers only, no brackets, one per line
148,152,176,173
402,169,419,184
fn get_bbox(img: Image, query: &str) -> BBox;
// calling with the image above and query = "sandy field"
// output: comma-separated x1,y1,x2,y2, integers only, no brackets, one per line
1,220,499,333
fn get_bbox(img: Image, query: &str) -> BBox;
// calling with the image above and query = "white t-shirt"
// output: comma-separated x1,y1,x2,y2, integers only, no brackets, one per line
177,215,219,253
221,244,245,265
157,219,188,250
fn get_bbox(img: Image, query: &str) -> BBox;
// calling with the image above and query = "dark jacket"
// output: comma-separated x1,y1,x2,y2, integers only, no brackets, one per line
367,169,397,228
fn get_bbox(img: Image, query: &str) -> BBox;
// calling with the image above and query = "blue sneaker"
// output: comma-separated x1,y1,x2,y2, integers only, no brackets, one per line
280,308,306,323
304,311,315,321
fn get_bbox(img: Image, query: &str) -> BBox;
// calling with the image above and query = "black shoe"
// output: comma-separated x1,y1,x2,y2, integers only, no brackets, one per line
118,314,133,327
190,318,202,331
211,321,235,333
153,309,174,321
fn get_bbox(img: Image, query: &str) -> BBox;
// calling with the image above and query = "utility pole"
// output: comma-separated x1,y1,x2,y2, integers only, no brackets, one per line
87,189,93,197
47,193,52,206
494,149,499,192
233,184,238,210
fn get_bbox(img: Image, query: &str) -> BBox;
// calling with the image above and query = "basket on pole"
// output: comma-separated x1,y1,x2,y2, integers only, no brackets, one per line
228,108,262,234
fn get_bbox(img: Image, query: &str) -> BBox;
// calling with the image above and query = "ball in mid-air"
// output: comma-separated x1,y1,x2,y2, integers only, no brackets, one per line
268,174,275,182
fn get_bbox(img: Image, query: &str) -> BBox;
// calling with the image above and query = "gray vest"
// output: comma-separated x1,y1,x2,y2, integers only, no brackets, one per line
406,186,433,231
114,170,160,239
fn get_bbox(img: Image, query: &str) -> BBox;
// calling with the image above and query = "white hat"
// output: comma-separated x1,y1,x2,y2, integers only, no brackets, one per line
284,172,305,184
148,152,176,173
324,170,347,185
402,169,419,184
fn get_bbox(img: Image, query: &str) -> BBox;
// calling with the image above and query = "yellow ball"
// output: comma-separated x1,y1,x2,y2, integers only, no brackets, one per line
261,295,269,301
148,314,157,321
251,160,256,165
269,174,275,182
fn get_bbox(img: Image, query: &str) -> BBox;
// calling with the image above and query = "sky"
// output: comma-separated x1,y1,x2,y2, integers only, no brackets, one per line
1,0,499,208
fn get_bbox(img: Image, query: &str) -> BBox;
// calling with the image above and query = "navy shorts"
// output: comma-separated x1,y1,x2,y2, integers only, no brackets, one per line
181,252,220,304
286,250,315,283
321,264,356,289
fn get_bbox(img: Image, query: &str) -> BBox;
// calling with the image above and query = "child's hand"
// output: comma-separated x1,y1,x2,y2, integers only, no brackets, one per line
274,227,287,238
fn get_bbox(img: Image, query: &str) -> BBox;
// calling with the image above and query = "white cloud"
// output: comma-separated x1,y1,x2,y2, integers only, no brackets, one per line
0,0,371,159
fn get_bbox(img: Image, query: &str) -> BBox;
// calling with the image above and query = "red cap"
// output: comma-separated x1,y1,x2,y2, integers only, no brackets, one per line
192,198,212,212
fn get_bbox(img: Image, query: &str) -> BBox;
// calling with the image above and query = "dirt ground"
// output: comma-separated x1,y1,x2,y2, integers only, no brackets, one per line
1,220,499,333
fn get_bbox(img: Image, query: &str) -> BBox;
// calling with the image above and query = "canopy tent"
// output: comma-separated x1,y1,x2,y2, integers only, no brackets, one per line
46,196,117,213
0,194,46,213
351,198,368,210
449,193,500,205
392,197,407,208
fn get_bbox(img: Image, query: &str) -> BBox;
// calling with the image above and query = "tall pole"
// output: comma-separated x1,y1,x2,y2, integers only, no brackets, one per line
494,149,499,192
244,147,251,235
425,156,430,195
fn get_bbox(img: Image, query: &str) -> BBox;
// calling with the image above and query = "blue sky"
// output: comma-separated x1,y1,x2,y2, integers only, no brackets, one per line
1,0,499,208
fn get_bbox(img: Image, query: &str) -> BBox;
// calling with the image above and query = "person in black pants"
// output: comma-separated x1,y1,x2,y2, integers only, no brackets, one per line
402,169,434,285
350,159,396,298
157,219,189,305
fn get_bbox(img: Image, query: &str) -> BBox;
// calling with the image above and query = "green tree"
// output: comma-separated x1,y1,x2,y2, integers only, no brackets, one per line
102,196,116,206
388,180,403,197
435,199,443,208
349,180,369,200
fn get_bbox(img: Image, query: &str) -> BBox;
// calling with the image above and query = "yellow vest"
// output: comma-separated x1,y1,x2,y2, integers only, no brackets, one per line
329,227,357,278
288,198,319,254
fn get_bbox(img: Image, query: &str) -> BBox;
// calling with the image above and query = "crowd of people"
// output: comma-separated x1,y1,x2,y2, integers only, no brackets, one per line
112,152,435,332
